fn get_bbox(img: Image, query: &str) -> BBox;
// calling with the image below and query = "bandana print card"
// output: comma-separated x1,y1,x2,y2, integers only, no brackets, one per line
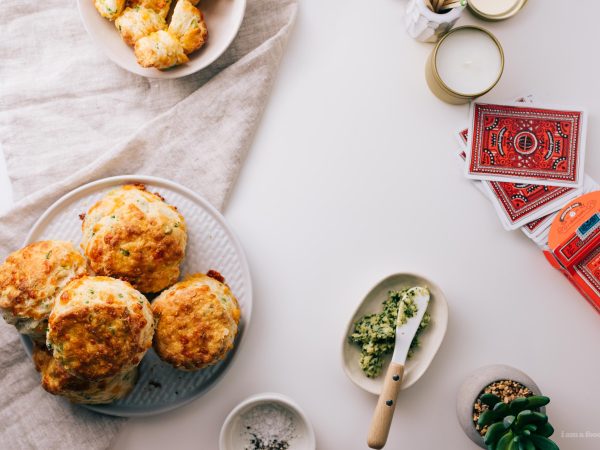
459,129,579,230
456,128,469,147
521,212,556,240
482,180,578,230
455,95,534,149
521,175,600,239
466,102,587,187
455,93,533,188
456,148,491,200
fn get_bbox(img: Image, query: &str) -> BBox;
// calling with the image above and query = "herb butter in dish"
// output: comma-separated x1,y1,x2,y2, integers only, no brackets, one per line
341,273,448,395
349,287,431,378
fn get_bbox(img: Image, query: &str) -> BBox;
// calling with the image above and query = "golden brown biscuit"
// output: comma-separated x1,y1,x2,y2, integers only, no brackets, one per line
127,0,172,18
115,6,167,46
47,276,154,381
152,272,241,371
81,184,187,293
134,30,189,69
168,0,208,54
203,270,241,324
33,344,138,404
95,0,126,20
0,241,88,339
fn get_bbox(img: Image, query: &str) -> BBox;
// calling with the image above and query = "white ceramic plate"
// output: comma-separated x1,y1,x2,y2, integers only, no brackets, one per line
219,393,316,450
21,175,252,416
77,0,246,78
342,273,448,395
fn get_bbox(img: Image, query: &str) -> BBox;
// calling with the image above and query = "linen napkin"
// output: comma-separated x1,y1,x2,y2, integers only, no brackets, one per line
0,0,297,448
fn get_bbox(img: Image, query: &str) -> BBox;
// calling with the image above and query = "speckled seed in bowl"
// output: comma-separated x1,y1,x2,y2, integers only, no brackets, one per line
219,393,316,450
456,364,544,448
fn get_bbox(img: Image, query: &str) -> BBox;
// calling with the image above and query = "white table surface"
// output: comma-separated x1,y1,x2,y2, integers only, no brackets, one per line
2,0,600,449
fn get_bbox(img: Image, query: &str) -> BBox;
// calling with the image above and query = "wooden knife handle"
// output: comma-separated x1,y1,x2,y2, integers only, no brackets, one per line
367,362,404,449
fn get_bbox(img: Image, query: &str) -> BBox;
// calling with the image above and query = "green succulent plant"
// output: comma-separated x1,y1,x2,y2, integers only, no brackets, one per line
478,394,559,450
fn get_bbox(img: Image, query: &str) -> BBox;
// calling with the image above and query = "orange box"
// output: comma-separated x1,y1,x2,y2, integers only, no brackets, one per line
547,191,600,312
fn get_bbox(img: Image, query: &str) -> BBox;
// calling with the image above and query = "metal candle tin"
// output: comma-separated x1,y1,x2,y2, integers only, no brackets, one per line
468,0,528,21
425,26,504,105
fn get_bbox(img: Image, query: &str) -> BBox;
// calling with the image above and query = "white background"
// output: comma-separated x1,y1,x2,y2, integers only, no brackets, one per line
2,0,600,449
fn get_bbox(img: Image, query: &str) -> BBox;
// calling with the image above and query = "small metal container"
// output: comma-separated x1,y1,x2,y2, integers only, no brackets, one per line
468,0,528,21
425,26,504,105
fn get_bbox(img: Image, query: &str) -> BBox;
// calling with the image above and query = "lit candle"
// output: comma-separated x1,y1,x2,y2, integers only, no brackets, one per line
425,26,504,104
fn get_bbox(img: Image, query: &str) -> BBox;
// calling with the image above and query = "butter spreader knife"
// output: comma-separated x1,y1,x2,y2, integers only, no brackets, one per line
367,286,431,449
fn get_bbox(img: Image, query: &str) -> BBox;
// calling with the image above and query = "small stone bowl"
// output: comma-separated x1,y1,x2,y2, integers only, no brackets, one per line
456,364,544,448
219,392,316,450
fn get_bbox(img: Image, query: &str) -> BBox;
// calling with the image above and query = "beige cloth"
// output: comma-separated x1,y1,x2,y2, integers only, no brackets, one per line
0,0,297,448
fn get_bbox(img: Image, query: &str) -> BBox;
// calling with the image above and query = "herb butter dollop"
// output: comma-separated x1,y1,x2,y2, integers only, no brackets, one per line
349,287,431,378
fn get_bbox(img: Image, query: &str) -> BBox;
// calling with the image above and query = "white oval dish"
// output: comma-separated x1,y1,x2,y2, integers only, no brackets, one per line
21,175,252,417
342,273,448,395
219,392,316,450
77,0,246,79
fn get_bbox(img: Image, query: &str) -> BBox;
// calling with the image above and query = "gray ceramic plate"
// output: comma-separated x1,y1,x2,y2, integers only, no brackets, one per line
20,175,252,417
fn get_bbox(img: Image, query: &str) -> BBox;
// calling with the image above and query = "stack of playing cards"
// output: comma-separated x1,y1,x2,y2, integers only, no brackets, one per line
456,97,600,312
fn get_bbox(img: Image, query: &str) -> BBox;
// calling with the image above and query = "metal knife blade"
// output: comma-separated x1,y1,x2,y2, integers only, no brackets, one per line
391,286,431,366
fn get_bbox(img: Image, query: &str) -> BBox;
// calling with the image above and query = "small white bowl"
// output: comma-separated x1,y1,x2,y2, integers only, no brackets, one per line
342,273,449,395
219,393,316,450
77,0,246,79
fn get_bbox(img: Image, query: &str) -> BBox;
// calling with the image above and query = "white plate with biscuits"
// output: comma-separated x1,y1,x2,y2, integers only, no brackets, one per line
19,175,252,416
78,0,246,78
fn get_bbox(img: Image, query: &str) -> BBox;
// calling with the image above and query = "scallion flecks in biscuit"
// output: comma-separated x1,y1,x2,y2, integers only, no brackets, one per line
33,344,138,404
134,30,189,70
127,0,172,19
152,272,240,371
168,0,208,55
47,276,154,381
0,240,88,340
81,184,187,293
116,6,167,46
95,0,126,21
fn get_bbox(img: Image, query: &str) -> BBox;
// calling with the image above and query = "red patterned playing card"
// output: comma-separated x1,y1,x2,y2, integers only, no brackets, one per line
484,182,576,229
458,129,577,229
466,103,587,187
458,128,468,145
522,212,554,236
